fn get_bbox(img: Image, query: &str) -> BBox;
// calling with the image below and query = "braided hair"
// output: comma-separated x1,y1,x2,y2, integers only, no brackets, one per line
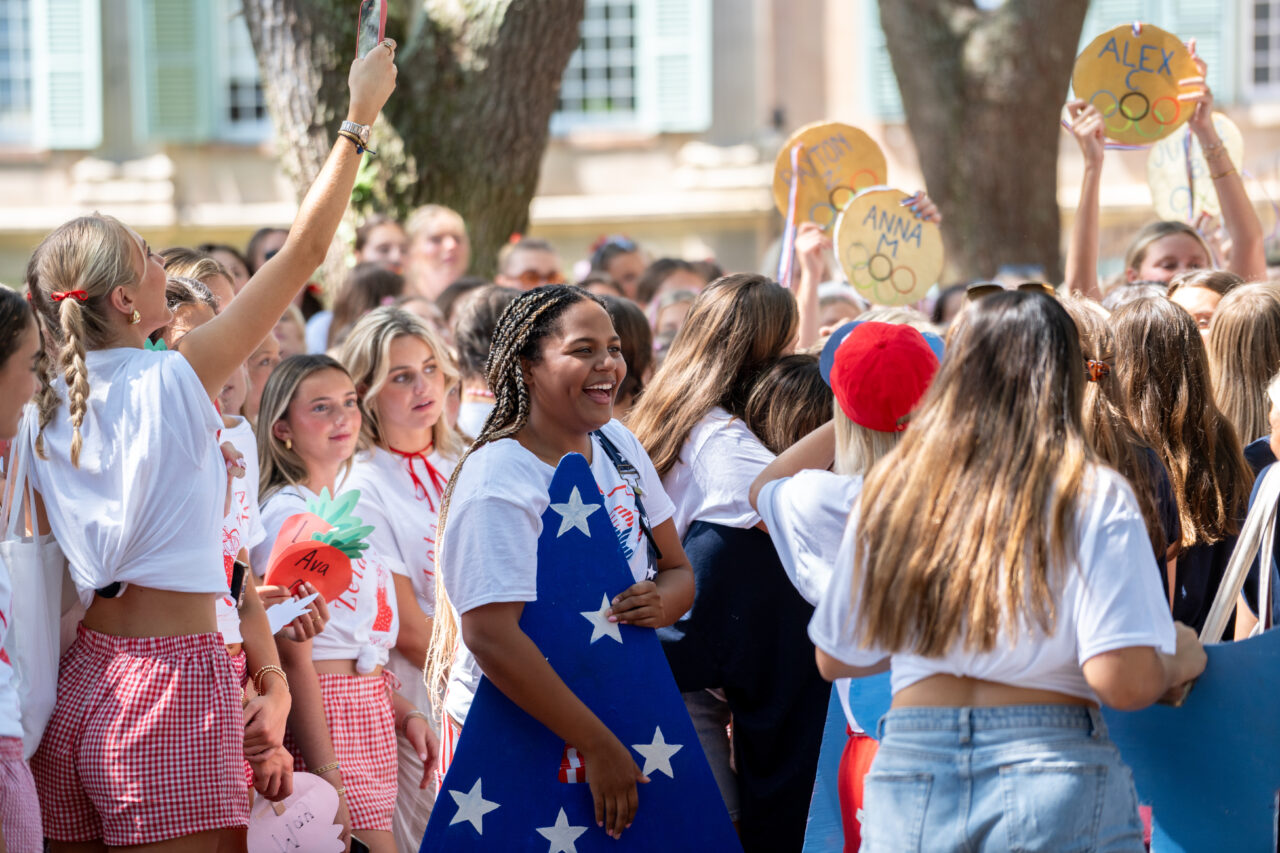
424,284,604,706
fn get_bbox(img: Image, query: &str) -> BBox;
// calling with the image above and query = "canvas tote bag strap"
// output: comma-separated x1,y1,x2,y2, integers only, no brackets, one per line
1200,464,1280,644
1,413,33,540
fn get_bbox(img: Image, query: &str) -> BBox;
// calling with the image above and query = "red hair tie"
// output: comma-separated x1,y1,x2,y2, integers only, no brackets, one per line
50,290,88,303
1087,359,1111,382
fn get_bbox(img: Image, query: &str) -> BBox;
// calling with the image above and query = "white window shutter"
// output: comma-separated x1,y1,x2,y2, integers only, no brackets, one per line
1166,0,1236,104
637,0,711,133
864,1,903,122
131,0,214,142
31,0,103,149
1078,0,1149,45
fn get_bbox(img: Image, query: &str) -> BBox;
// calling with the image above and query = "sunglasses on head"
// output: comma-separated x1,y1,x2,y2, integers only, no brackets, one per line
964,281,1058,302
517,269,566,288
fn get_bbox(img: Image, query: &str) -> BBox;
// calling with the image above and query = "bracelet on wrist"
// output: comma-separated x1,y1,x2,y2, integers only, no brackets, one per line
401,709,431,736
312,761,341,776
252,665,289,696
337,130,377,157
1200,139,1226,156
1210,166,1237,180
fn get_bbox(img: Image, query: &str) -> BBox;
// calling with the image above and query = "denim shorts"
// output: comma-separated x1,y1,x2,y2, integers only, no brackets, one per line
860,705,1144,853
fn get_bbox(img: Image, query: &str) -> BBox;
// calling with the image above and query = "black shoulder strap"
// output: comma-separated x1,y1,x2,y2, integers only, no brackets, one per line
593,429,664,562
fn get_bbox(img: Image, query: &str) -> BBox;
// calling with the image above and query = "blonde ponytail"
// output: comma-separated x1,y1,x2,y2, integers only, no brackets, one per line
25,215,140,467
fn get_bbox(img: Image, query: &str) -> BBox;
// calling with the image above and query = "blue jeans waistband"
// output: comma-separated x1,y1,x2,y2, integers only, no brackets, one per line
876,704,1106,742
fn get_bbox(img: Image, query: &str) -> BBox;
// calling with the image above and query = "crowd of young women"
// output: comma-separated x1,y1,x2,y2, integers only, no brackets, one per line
0,40,1278,853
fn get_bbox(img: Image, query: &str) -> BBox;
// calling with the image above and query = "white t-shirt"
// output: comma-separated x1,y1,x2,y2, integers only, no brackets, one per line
663,407,774,540
214,417,266,645
440,420,674,724
757,469,863,607
342,445,456,616
25,347,226,598
0,556,22,739
456,400,493,440
258,485,399,673
809,467,1178,703
305,310,333,354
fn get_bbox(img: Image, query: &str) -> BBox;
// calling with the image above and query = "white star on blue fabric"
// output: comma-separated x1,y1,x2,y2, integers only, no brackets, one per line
632,726,683,778
448,777,499,835
535,807,588,852
580,594,623,644
550,486,600,537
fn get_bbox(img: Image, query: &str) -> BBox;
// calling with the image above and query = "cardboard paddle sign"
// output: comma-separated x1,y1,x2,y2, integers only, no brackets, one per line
834,188,944,307
263,489,371,603
773,122,888,230
1147,111,1243,222
1071,23,1201,146
247,771,344,853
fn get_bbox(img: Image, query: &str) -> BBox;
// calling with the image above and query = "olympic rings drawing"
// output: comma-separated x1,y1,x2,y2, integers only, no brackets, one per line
810,169,884,230
844,241,922,303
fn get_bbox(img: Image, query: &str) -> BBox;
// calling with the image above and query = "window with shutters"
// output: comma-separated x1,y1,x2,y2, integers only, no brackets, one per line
1252,1,1280,97
552,0,710,135
0,0,33,145
213,0,270,142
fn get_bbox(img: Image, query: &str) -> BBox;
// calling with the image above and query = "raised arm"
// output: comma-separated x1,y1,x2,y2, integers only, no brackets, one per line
1063,100,1105,301
748,420,835,512
1182,50,1267,282
182,45,398,397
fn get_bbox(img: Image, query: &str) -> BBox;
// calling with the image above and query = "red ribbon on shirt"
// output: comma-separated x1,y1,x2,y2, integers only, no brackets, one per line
388,445,448,511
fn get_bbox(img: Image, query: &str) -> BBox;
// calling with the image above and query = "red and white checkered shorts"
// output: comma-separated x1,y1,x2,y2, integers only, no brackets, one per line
0,737,40,852
31,626,250,846
287,672,396,832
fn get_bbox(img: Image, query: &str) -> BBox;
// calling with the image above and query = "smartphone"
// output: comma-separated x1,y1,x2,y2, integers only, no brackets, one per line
350,837,371,853
230,559,248,608
356,0,386,59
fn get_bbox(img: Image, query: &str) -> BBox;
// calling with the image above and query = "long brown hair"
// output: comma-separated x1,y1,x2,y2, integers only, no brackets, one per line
1112,297,1251,546
852,292,1092,655
1208,283,1280,445
629,274,797,475
425,285,607,709
1061,297,1168,557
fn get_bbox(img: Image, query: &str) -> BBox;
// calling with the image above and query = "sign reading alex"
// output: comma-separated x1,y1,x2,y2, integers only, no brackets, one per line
1071,23,1201,146
834,188,943,307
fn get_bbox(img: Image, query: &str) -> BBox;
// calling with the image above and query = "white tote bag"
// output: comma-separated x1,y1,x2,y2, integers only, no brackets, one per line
0,423,68,759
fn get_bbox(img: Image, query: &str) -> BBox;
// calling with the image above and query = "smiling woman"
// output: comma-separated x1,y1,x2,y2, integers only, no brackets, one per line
425,284,694,840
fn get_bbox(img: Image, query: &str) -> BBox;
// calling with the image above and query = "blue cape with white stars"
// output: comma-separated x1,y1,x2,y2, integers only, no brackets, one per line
421,452,741,852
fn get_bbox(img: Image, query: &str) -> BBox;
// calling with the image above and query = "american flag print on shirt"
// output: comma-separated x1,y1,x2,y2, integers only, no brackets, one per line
419,453,740,852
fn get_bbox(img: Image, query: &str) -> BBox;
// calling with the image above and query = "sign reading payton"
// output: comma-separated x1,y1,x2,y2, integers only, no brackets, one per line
1147,111,1244,222
772,122,888,231
1072,23,1201,146
834,188,944,307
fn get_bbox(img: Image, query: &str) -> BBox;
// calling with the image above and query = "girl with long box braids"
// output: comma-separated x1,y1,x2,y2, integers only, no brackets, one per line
19,47,396,852
426,284,694,840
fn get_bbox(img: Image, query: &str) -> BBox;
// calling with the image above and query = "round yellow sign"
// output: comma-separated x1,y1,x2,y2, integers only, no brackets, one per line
1147,112,1243,221
834,189,944,307
772,122,888,230
1072,24,1200,146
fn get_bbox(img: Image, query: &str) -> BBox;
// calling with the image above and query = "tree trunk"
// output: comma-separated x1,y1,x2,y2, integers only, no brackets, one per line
877,0,1089,283
240,0,585,281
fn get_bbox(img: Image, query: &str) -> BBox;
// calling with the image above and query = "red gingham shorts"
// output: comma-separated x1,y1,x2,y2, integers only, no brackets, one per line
0,736,40,852
287,672,396,832
31,627,250,846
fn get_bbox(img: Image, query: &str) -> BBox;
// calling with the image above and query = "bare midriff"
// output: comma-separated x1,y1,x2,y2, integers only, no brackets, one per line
313,659,384,678
81,585,220,637
891,674,1096,709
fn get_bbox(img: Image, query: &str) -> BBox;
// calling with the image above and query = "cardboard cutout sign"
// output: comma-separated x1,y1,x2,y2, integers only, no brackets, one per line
420,455,741,852
834,188,944,307
803,686,852,853
1072,24,1200,145
1147,112,1244,221
247,772,344,853
263,489,371,602
773,122,888,230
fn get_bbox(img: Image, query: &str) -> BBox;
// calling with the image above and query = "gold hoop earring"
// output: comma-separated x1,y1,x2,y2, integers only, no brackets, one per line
129,309,141,325
284,438,292,450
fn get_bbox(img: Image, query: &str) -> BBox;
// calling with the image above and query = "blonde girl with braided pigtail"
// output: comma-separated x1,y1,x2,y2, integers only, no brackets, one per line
19,47,396,853
425,284,694,840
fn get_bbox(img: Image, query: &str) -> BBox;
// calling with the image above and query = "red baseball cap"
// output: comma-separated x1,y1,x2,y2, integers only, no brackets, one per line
828,322,938,432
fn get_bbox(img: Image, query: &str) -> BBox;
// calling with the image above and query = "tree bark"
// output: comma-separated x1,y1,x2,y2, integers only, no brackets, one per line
877,0,1089,282
240,0,585,280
